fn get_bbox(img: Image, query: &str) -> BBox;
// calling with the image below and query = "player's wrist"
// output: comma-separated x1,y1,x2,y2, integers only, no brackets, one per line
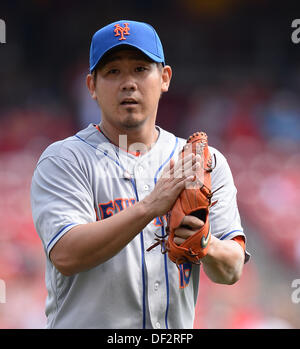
139,196,159,221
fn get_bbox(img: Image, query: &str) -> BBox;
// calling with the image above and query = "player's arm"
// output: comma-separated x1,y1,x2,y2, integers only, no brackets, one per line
51,200,156,275
174,215,245,285
50,155,198,276
200,234,245,284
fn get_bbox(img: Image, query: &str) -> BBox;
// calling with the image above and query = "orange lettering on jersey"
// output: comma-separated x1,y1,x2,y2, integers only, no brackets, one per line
98,200,114,219
98,198,136,219
178,263,192,289
129,198,136,206
114,198,123,212
153,215,167,227
114,23,130,41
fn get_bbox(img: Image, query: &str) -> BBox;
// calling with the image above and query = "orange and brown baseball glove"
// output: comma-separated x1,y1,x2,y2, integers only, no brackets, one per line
166,131,219,266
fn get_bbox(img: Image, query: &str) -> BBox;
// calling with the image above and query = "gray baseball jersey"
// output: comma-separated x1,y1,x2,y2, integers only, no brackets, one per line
31,123,250,329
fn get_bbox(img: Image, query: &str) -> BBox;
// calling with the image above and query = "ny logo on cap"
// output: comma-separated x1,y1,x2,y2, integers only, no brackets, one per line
114,23,130,41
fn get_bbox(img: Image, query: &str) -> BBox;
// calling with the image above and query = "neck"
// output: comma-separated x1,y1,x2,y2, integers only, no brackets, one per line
98,121,159,154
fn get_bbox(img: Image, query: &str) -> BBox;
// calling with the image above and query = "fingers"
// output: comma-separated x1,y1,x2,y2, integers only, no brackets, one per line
162,153,201,180
173,154,198,179
170,153,193,179
174,153,194,171
173,215,204,245
176,153,200,171
172,174,195,193
151,152,202,217
173,236,186,245
174,161,200,180
161,158,175,178
173,225,198,245
180,215,204,229
169,158,175,170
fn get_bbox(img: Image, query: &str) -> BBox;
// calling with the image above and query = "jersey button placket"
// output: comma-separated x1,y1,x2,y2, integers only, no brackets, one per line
133,163,149,198
138,165,143,173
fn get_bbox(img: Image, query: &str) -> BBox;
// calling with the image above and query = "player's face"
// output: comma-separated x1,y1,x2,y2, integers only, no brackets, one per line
87,48,172,131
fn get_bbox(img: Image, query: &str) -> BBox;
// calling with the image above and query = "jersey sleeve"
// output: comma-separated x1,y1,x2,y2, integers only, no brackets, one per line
31,155,96,257
209,147,250,263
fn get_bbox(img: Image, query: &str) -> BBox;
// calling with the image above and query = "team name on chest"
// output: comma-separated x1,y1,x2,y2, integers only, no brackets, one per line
95,197,136,220
95,197,167,227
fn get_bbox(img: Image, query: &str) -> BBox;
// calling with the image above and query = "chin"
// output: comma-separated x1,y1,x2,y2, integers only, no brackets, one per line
120,113,146,129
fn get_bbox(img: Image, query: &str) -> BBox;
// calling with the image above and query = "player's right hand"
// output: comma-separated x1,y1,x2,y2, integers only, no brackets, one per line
142,153,200,218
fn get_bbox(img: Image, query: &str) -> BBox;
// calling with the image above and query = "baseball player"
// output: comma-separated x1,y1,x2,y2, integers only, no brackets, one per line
31,20,250,329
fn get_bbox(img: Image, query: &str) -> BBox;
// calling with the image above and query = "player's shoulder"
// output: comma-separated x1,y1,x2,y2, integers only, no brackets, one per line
37,136,78,166
36,124,98,166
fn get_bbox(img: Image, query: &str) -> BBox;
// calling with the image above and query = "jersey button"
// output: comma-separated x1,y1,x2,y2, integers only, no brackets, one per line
156,322,161,329
143,184,149,191
154,282,159,291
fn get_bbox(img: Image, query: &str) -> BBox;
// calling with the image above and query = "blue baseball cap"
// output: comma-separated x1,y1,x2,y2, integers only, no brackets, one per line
89,20,165,72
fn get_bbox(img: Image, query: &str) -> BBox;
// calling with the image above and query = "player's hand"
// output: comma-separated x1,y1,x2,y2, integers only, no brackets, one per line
142,153,200,218
173,215,204,245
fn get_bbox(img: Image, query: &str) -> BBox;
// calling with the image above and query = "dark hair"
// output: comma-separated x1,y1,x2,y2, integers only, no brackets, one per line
92,69,98,84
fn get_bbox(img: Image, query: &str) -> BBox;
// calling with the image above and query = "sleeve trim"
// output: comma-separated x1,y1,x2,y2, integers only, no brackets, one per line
220,229,251,264
220,229,243,240
46,223,77,251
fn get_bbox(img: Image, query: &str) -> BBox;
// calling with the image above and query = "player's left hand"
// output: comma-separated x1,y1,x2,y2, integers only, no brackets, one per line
173,215,204,245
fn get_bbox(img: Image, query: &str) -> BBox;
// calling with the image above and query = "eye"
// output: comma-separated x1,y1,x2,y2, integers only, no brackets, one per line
135,66,148,72
107,68,119,75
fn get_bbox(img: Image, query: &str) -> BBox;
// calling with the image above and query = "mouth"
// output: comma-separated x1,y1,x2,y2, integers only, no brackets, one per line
120,98,138,106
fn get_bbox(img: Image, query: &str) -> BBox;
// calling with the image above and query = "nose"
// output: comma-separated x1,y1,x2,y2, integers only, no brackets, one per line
120,77,137,92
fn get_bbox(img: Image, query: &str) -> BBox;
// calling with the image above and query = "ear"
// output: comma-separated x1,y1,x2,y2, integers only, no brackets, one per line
86,74,97,100
161,65,172,93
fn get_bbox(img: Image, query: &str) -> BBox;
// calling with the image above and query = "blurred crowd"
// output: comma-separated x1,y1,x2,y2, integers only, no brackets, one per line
0,0,300,329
